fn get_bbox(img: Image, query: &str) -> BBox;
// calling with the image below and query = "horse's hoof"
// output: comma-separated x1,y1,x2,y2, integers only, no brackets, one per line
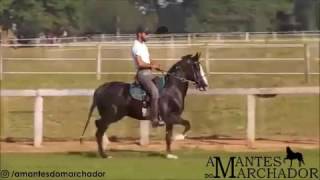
101,155,112,159
174,134,185,140
166,154,178,159
100,153,109,159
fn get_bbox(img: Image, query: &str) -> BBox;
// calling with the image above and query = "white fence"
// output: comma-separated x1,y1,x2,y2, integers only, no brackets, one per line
1,43,319,81
1,87,319,147
1,31,320,44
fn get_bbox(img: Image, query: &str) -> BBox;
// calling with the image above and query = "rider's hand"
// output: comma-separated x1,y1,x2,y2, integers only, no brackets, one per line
156,66,164,72
154,64,164,72
151,64,160,70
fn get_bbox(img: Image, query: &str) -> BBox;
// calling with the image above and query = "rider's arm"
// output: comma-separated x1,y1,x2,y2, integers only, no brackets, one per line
135,55,154,69
149,58,163,71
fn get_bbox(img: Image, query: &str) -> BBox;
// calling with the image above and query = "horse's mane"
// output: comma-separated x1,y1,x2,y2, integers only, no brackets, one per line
286,147,294,154
167,54,192,73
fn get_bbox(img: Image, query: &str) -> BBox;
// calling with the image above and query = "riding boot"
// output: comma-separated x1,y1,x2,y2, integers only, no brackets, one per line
151,98,164,128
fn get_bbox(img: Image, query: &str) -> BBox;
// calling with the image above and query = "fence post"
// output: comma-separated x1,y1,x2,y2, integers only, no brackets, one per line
0,44,3,80
216,33,221,41
247,94,256,147
34,92,43,147
245,32,250,41
304,44,310,83
170,34,174,45
140,120,150,145
101,34,105,42
302,32,306,41
272,32,277,40
103,134,109,149
96,44,102,80
205,45,210,74
187,33,191,45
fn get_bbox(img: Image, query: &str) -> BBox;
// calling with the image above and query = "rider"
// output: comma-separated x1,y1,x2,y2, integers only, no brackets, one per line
132,26,164,127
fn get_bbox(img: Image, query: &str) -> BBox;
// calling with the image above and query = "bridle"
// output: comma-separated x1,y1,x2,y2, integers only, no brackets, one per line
160,61,205,87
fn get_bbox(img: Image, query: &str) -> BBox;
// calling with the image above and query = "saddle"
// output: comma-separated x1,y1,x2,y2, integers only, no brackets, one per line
129,76,166,101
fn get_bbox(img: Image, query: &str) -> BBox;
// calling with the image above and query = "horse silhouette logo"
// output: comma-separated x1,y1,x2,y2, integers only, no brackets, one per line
283,146,305,167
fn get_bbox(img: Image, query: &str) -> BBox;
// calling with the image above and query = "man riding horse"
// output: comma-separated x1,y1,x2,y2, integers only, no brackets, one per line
80,27,209,159
132,26,165,127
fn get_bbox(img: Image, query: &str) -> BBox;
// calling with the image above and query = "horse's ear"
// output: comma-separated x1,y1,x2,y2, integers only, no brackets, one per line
193,52,200,61
198,52,201,59
192,53,198,61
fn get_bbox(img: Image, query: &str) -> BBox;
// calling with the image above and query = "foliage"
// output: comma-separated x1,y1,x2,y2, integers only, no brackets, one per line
0,0,318,38
294,0,319,30
77,0,158,34
184,0,294,32
0,0,81,37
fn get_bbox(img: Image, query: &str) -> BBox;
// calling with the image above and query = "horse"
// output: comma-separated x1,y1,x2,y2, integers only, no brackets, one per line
283,146,305,167
80,52,208,159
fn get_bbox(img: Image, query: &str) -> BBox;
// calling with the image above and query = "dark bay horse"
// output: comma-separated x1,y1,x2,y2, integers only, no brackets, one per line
80,53,208,159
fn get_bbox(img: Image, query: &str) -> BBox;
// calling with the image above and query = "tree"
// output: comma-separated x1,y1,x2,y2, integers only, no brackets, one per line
78,0,158,34
185,0,293,32
294,0,319,30
0,0,82,38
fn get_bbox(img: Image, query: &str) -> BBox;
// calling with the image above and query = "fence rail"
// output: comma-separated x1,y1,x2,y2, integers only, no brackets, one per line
1,43,319,81
1,31,320,44
1,87,319,147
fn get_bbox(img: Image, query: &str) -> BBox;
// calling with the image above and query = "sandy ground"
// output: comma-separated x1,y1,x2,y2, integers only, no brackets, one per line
1,138,319,153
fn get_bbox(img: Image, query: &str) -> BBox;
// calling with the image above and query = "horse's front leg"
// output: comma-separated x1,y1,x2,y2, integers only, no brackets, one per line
165,123,178,159
174,117,190,140
165,124,173,153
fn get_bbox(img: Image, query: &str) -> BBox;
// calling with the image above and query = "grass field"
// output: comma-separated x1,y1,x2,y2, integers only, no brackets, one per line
1,149,319,180
1,40,319,140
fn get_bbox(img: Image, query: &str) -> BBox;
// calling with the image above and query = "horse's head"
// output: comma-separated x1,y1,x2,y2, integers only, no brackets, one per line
179,52,209,91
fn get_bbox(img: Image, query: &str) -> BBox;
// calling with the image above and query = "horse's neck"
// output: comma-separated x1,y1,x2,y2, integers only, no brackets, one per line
165,68,189,98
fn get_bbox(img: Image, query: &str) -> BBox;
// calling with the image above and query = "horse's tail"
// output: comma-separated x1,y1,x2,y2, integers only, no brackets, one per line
80,95,96,144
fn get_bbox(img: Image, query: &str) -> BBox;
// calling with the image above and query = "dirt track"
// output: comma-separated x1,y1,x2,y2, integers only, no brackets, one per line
1,138,319,153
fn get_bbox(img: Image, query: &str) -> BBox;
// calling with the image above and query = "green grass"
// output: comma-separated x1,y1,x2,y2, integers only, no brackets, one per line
1,149,319,180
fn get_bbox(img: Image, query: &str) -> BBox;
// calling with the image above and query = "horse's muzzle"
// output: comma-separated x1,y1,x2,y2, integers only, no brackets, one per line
195,83,207,91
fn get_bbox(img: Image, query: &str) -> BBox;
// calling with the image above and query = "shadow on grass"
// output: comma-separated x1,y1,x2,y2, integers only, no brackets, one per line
256,138,319,145
67,149,164,159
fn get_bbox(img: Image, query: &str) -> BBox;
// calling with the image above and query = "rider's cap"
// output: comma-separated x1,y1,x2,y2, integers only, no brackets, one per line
136,26,149,34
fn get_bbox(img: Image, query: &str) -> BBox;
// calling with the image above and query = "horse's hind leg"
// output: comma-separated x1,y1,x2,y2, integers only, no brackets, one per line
299,157,305,166
95,118,110,158
298,154,305,166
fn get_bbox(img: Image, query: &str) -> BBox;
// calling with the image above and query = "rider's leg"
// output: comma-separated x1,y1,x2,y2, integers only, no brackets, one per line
137,70,162,126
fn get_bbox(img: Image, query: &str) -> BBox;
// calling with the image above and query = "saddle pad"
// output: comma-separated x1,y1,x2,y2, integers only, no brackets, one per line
129,84,147,101
129,76,165,101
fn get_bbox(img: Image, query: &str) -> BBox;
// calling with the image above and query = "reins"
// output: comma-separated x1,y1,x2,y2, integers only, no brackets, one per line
159,69,194,83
